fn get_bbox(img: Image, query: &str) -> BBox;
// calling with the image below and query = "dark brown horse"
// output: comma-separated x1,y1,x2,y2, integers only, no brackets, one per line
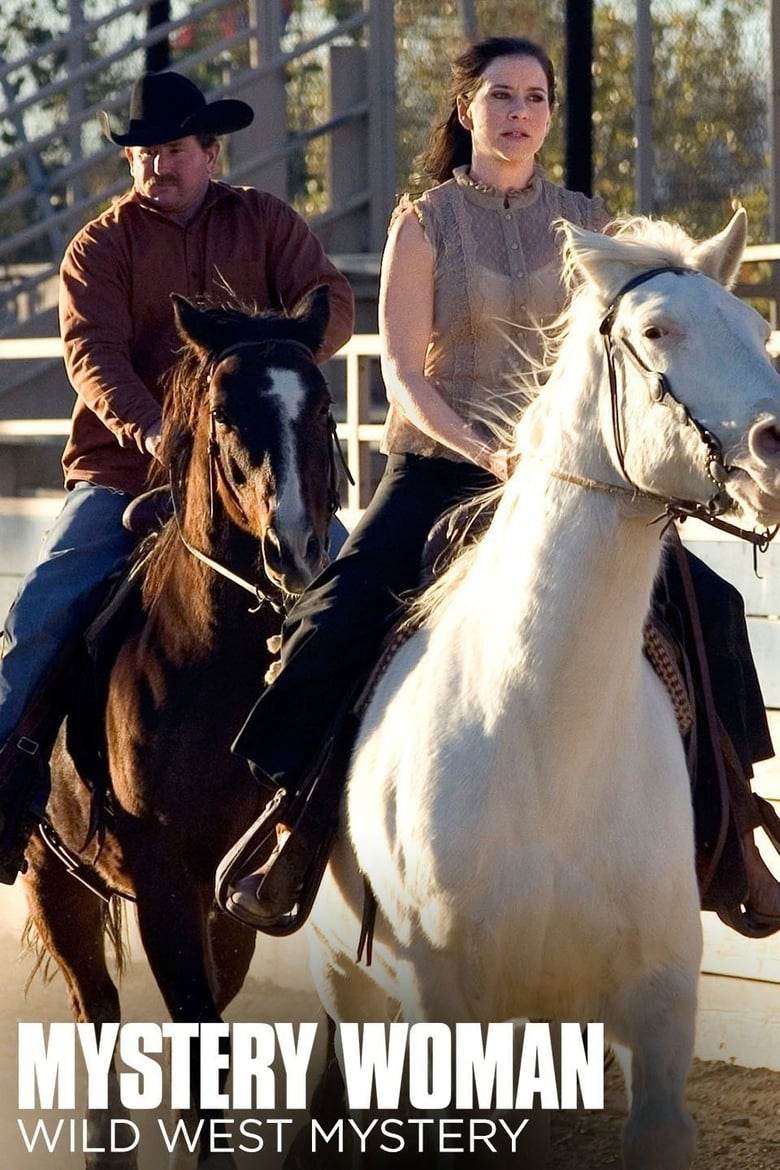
21,287,338,1169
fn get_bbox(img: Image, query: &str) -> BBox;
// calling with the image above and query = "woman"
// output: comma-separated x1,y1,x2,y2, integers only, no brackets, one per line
224,36,780,934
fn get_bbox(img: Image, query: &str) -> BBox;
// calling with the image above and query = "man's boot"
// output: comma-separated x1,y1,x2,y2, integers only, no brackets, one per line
0,734,51,884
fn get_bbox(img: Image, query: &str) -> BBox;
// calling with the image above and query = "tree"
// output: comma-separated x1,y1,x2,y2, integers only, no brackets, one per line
390,0,769,239
594,0,768,236
0,0,773,266
0,0,139,265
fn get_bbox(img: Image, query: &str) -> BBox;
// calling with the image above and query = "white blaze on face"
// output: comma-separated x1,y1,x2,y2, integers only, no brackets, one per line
267,367,308,536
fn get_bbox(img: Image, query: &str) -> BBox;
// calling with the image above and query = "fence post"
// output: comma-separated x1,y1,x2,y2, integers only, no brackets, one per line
67,0,86,210
345,350,373,510
327,44,369,253
367,0,397,250
229,0,287,198
770,0,780,326
634,0,653,214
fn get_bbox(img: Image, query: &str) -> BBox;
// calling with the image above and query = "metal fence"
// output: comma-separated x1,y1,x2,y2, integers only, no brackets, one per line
3,238,780,510
0,330,384,512
0,0,397,335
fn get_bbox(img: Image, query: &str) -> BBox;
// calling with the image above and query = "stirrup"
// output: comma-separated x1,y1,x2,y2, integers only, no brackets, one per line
214,786,290,914
716,794,780,938
716,902,780,939
215,769,339,936
221,816,338,937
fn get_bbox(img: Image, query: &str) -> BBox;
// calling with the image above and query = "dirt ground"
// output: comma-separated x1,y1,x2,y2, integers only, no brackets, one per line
2,880,780,1169
550,1055,780,1168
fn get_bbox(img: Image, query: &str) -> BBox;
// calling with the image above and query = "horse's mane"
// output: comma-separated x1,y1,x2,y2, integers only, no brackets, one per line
142,301,259,612
409,214,705,628
562,214,703,292
547,214,705,378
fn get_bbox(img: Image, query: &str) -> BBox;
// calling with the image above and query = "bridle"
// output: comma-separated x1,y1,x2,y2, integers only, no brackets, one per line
171,337,353,612
553,266,778,551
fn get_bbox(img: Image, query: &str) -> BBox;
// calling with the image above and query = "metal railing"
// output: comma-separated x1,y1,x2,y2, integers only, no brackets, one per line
0,332,384,513
4,241,780,513
0,0,397,336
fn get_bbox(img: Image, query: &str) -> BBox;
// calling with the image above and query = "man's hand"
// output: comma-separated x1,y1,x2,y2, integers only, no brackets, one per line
143,421,163,460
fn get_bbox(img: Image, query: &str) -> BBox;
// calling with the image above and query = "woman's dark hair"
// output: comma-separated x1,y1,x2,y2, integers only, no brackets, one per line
417,36,556,186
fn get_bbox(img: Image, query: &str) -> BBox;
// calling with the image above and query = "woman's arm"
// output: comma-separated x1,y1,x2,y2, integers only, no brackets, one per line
379,206,509,479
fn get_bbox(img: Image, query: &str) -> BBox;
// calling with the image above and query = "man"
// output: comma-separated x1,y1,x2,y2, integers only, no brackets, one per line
0,70,354,883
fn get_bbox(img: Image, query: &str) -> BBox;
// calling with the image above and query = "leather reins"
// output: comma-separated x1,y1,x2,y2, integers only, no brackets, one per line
171,337,352,613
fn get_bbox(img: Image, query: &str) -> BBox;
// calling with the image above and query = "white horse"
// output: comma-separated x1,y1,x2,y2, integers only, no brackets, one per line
305,210,780,1169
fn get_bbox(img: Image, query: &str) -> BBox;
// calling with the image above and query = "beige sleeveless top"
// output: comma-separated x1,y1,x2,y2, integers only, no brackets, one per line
382,166,610,460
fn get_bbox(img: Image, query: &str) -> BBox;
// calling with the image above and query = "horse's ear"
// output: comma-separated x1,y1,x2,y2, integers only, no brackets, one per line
290,284,330,354
689,208,747,288
559,220,636,306
171,294,220,356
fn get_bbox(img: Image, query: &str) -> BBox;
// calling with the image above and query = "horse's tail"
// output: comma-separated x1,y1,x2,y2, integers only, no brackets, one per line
22,895,129,994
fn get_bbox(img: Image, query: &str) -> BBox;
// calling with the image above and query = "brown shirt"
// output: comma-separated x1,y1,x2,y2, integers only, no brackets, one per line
382,166,610,460
59,181,354,495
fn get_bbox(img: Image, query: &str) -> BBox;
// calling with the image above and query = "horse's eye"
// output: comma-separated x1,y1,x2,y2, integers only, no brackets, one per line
643,325,666,341
211,407,228,426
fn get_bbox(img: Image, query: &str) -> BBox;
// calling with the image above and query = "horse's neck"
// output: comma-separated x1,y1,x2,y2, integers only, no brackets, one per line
439,419,663,727
145,516,262,662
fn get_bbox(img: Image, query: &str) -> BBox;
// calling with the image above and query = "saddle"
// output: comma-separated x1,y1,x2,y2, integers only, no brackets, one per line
65,543,154,811
655,532,780,938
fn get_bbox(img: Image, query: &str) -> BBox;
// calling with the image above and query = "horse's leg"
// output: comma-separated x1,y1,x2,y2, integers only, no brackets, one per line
22,834,137,1170
308,938,528,1170
306,927,407,1170
283,1013,347,1170
392,951,551,1170
610,963,698,1170
129,862,237,1170
205,904,256,1014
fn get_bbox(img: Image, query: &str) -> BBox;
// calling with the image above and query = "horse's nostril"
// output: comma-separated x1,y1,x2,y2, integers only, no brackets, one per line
305,534,321,564
751,422,780,460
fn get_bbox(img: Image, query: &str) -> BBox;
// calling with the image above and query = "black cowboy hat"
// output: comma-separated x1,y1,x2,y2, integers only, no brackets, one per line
99,70,254,147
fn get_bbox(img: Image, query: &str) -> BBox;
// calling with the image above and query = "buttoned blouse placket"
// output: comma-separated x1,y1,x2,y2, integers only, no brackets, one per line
499,204,531,324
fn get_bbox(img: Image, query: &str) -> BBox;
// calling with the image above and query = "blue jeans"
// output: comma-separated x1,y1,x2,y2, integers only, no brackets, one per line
0,482,136,746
